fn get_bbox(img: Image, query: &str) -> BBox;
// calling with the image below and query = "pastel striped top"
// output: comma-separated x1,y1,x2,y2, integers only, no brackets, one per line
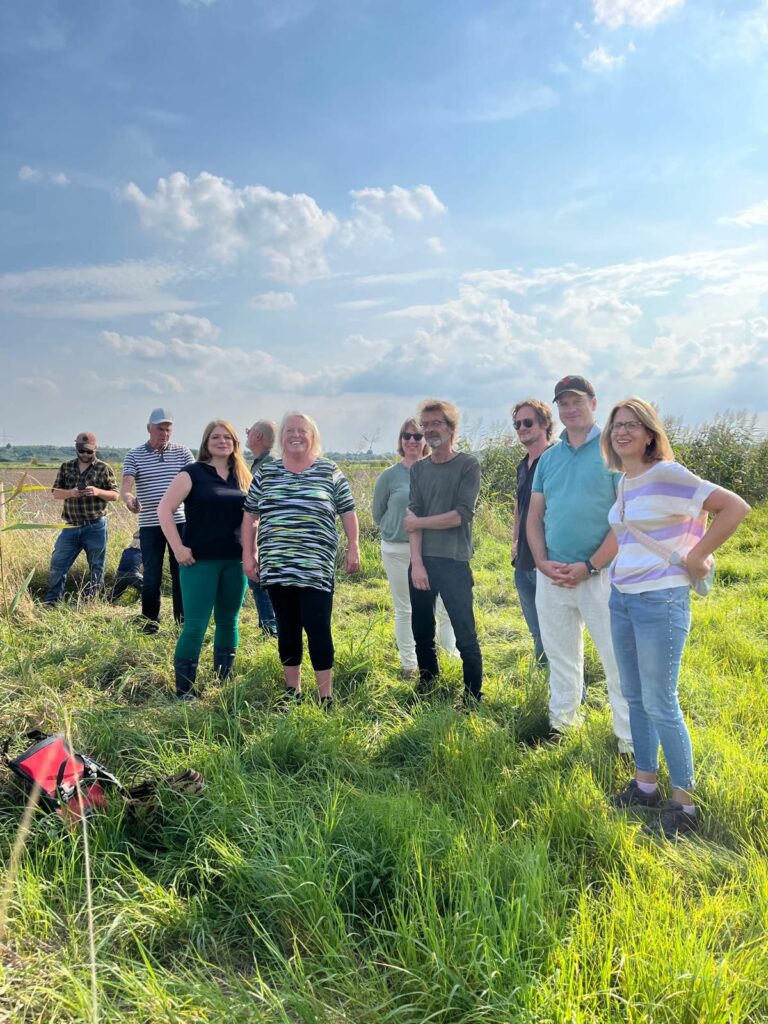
608,461,716,593
243,458,355,592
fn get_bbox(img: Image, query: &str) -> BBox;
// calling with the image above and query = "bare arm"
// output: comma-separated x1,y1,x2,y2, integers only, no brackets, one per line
408,525,430,590
526,492,568,583
241,512,260,579
403,508,462,532
686,487,751,577
157,472,195,566
120,473,140,513
341,510,360,573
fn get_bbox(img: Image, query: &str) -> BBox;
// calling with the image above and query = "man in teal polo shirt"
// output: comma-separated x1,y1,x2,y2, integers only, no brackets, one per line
526,375,632,752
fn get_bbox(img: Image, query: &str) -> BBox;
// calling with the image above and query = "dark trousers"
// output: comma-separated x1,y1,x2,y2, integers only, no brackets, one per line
267,584,334,671
247,578,277,630
140,525,183,623
408,556,483,697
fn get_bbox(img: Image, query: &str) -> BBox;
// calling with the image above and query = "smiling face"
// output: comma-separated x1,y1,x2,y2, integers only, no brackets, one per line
282,415,313,458
400,420,426,460
419,410,453,451
513,405,547,448
610,405,654,462
555,391,597,435
207,426,235,457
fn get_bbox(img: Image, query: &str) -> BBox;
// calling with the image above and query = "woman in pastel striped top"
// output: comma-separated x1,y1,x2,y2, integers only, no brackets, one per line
601,398,750,839
241,412,360,707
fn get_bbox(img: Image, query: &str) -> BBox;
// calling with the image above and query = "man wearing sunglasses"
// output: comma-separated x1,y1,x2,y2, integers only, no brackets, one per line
526,375,632,752
511,398,555,666
44,432,119,605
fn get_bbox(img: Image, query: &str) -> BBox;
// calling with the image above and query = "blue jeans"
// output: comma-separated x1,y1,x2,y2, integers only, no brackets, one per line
248,579,277,632
409,556,483,698
140,525,183,623
609,585,693,790
514,567,547,665
45,518,108,604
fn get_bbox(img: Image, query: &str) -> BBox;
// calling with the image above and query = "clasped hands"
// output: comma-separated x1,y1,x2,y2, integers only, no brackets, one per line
540,560,592,588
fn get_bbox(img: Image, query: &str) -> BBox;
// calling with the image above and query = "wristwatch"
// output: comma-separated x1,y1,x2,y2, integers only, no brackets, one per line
584,558,600,575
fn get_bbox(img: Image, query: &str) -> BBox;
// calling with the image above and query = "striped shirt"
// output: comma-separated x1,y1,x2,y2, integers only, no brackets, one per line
608,461,716,593
122,442,194,527
243,458,355,592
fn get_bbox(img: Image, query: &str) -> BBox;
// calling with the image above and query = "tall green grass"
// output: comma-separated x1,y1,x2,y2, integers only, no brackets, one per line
0,476,766,1022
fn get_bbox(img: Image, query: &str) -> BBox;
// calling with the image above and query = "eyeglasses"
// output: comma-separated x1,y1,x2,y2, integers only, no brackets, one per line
610,420,643,434
419,419,447,429
402,432,424,441
514,418,535,430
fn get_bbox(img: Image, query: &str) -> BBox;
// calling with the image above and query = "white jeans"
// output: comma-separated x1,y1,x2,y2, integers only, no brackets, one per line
380,540,458,670
535,569,632,752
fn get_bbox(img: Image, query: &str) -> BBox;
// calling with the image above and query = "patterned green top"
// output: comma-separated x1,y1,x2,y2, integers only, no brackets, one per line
52,458,118,525
243,458,355,592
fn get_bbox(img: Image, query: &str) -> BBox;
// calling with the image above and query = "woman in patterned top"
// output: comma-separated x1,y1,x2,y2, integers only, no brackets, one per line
601,398,750,839
241,412,360,706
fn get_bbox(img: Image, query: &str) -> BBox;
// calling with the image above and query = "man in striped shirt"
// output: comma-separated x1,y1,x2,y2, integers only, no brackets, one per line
120,408,194,633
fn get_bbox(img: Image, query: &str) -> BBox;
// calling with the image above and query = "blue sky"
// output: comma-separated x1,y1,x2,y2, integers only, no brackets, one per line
2,0,767,450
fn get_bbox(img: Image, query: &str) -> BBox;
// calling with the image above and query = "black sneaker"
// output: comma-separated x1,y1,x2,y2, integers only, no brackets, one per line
319,695,333,710
645,800,699,839
277,687,303,708
611,779,661,809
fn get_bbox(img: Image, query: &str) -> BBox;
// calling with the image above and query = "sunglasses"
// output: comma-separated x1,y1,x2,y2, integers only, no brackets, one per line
514,418,535,430
76,445,95,454
402,432,424,442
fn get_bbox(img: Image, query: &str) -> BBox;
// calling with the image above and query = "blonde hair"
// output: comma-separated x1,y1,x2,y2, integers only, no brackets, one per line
418,398,460,438
279,411,323,460
198,420,252,492
600,397,675,470
397,417,430,458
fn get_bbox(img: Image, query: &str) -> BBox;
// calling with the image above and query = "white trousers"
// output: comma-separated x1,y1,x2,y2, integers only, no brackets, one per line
535,569,633,752
380,540,458,670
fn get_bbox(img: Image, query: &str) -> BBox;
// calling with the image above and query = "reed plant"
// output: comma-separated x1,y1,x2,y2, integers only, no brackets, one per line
0,464,765,1023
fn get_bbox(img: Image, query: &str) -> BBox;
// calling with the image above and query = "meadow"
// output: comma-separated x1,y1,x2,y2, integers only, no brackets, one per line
0,458,766,1023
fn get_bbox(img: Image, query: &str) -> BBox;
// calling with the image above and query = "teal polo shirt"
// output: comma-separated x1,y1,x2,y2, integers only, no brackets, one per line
531,426,620,564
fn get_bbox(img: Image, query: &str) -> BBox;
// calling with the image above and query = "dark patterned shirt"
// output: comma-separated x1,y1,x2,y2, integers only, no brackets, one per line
243,458,355,592
52,458,118,525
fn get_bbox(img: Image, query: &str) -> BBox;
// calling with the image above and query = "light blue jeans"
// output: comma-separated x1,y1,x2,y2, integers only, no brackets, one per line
45,518,108,604
514,568,547,665
609,585,694,791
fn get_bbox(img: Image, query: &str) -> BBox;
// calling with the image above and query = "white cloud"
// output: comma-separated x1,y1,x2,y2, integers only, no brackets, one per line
582,46,625,72
350,185,446,222
0,260,195,320
453,85,559,123
593,0,684,29
18,165,69,186
427,236,445,254
152,312,221,341
15,376,59,396
122,171,339,281
354,268,454,286
336,298,392,311
250,291,296,311
719,198,768,228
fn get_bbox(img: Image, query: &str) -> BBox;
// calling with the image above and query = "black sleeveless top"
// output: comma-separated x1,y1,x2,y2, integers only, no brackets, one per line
181,462,245,561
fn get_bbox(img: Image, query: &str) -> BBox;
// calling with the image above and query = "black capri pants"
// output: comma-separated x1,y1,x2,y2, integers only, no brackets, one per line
266,584,335,671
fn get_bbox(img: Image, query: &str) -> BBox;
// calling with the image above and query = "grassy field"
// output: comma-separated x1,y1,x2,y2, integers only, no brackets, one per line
0,470,766,1023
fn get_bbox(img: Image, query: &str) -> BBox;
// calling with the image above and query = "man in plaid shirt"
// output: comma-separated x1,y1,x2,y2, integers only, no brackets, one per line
44,432,119,605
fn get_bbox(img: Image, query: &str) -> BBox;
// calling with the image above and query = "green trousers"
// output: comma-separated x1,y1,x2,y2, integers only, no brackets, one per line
175,559,248,661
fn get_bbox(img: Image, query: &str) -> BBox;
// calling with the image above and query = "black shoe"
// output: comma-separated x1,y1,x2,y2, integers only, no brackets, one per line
459,690,483,711
276,687,303,707
319,695,334,710
611,779,661,809
213,647,236,680
261,622,278,638
141,618,160,635
174,657,198,699
644,800,699,839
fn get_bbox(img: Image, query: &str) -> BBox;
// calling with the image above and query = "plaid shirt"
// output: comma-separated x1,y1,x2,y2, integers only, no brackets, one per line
52,458,118,525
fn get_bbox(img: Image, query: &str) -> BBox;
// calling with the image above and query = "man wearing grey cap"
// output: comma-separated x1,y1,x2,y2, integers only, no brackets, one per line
526,375,632,752
44,432,119,605
120,408,194,633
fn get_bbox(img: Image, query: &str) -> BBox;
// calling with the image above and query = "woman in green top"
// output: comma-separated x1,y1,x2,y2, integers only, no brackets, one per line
372,417,458,679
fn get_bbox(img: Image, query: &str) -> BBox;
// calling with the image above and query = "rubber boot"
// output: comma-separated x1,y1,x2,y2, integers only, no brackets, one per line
174,657,198,700
213,647,236,680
